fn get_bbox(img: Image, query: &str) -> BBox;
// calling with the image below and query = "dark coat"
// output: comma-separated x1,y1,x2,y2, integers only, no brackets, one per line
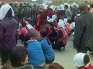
73,11,93,49
1,62,33,69
0,17,18,50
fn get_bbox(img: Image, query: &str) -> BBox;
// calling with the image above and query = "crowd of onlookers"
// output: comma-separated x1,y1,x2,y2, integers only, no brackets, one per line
0,1,93,69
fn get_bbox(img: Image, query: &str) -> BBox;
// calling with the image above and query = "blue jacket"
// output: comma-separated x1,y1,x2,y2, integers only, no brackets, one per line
26,40,45,66
39,37,55,61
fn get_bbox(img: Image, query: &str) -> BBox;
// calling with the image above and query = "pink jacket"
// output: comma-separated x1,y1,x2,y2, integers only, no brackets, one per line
19,27,27,35
89,8,93,14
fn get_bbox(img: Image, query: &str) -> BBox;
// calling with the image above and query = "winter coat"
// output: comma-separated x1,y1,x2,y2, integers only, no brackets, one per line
74,11,93,48
0,17,18,50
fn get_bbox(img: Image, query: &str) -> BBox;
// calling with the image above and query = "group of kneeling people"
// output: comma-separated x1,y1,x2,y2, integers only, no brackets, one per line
2,21,93,69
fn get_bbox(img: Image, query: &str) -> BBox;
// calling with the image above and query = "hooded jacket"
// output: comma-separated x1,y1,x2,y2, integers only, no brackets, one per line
0,4,18,50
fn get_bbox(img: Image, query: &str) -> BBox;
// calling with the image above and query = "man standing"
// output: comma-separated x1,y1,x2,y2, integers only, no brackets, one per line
73,2,93,53
64,4,72,23
0,4,18,65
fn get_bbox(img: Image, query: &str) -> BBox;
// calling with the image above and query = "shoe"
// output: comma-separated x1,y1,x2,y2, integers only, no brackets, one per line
58,47,65,52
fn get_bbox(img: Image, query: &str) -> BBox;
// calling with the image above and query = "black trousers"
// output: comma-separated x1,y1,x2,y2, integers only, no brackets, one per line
52,41,65,50
19,35,25,42
77,47,87,53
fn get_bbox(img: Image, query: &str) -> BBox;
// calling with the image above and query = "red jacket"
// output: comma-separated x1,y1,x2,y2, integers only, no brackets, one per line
58,28,68,45
35,14,41,31
79,64,93,69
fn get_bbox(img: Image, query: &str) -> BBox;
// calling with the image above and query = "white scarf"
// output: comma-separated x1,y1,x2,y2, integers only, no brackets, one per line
0,4,14,20
58,19,65,29
73,53,89,67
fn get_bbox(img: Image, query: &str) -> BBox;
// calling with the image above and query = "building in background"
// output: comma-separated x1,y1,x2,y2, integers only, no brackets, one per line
1,0,24,2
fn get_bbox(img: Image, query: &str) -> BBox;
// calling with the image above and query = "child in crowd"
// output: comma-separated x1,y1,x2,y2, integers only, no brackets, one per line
73,53,93,69
39,30,55,64
48,63,64,69
1,46,33,69
18,17,34,42
25,29,45,69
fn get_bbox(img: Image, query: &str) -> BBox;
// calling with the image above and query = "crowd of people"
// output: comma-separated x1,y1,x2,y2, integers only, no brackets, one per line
0,1,93,69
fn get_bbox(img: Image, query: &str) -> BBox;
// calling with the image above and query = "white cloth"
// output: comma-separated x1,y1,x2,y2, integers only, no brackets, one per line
77,13,81,17
71,2,77,7
70,22,75,29
0,4,14,20
42,3,48,10
50,5,55,11
64,18,67,24
47,16,50,21
60,4,64,10
52,15,57,20
26,24,34,30
87,5,90,8
47,18,54,22
64,3,68,6
58,19,65,29
73,53,86,67
47,15,57,22
55,6,60,10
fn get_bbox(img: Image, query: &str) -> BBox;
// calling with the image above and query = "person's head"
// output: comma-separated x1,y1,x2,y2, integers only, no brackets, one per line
0,4,14,20
25,29,39,40
46,22,56,29
90,2,93,8
49,63,64,69
73,53,90,68
40,30,47,37
9,46,28,67
0,1,2,8
79,2,88,12
64,5,68,9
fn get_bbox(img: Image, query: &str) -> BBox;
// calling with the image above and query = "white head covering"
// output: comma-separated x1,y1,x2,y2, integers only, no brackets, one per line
0,4,14,20
64,3,68,6
70,22,75,29
55,6,60,10
60,4,64,10
71,2,77,7
73,53,89,67
42,3,48,10
47,15,57,22
58,19,65,29
87,5,90,8
47,18,54,22
52,15,57,20
50,5,55,11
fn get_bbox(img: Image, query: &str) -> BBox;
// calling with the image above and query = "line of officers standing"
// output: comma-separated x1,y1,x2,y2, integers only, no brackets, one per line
9,2,41,21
